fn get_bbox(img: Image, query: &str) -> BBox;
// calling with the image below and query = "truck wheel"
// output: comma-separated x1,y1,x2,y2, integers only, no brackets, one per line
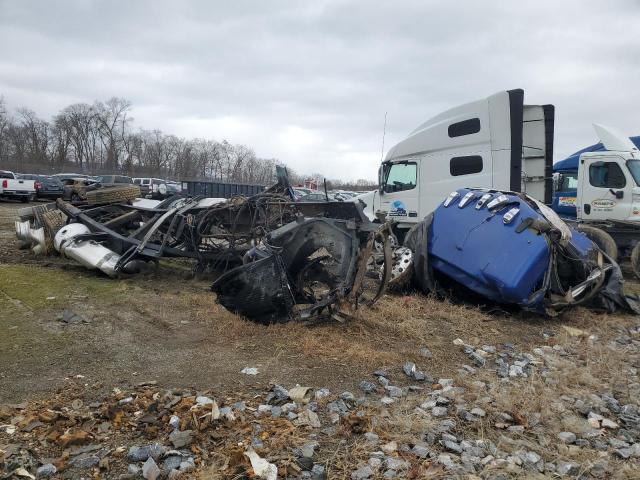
631,243,640,279
577,225,618,262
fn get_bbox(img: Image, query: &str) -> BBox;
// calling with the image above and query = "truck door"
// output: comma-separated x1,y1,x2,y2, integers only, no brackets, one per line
379,160,419,226
578,155,632,220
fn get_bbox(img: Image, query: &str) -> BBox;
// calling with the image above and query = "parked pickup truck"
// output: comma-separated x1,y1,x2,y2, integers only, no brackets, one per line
0,170,37,202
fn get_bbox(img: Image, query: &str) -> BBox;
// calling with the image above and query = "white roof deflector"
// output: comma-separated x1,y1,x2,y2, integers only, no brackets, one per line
593,123,638,152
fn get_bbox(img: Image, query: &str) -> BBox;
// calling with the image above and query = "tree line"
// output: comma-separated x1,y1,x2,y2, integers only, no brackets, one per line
0,95,379,190
0,96,278,185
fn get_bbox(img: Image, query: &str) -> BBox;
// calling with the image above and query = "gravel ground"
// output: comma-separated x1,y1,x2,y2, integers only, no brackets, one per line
1,199,640,478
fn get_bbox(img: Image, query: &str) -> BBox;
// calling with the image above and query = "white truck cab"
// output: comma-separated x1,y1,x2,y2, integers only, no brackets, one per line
358,89,554,230
575,125,640,222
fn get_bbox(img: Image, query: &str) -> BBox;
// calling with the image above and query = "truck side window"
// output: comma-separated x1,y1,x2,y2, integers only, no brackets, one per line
448,118,481,137
589,162,626,189
384,163,417,193
450,155,483,176
558,173,578,192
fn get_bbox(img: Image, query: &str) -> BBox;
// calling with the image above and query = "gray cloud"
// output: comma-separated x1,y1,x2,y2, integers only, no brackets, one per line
1,0,638,180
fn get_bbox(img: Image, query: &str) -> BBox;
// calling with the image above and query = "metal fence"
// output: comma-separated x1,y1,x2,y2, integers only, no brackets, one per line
181,180,265,198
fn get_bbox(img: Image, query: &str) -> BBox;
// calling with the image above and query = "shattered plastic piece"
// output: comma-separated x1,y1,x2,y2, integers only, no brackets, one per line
211,401,220,420
288,386,312,404
245,448,278,480
13,468,35,479
562,326,588,337
142,457,161,480
295,409,322,428
241,367,259,375
2,424,16,435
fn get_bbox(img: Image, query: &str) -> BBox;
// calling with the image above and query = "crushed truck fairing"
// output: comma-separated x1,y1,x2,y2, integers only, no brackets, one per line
405,188,639,315
212,216,392,323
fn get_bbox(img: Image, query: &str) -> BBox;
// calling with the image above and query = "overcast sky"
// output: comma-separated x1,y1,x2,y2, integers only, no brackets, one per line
0,0,638,180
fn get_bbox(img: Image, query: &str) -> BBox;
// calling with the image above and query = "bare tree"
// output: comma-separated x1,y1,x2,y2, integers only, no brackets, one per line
94,97,131,171
17,108,50,168
62,103,99,172
0,96,9,165
0,94,303,187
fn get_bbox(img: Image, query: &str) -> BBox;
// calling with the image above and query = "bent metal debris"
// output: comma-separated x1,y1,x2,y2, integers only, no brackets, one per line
13,179,639,323
14,178,400,324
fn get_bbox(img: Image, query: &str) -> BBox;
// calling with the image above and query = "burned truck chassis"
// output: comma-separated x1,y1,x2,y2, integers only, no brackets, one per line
43,193,395,323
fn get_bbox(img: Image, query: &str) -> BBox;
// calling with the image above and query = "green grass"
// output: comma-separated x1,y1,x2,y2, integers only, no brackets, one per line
0,263,122,310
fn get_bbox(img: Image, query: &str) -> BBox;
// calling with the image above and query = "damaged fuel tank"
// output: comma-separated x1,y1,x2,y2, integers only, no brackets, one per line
405,188,639,315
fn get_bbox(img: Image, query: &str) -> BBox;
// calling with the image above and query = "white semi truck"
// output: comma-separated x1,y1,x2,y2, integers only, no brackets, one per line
359,89,554,229
357,88,640,273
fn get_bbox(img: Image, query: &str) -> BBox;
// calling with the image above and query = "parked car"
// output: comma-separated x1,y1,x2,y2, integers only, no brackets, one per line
60,178,100,202
51,173,94,181
18,174,64,200
94,175,133,186
298,192,329,202
0,170,37,202
133,177,168,199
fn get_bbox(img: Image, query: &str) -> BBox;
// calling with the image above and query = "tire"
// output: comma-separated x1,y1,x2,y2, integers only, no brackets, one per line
631,242,640,280
71,193,81,203
20,196,28,203
577,225,618,262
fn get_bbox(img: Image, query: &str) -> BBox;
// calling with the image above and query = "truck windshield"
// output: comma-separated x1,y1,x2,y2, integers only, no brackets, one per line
627,160,640,186
558,173,578,191
383,162,417,193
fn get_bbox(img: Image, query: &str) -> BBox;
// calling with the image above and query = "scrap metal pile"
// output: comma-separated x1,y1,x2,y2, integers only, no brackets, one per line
14,180,401,324
14,180,639,322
